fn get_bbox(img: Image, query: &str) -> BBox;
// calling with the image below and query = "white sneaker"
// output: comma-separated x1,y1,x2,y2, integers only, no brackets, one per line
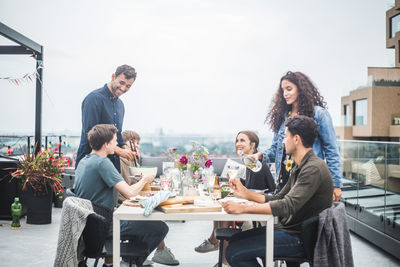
151,247,179,266
143,259,153,266
194,239,219,253
122,258,153,266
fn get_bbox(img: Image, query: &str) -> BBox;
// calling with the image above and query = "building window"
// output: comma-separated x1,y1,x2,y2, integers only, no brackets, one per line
391,14,400,38
353,99,368,126
343,104,351,126
393,114,400,125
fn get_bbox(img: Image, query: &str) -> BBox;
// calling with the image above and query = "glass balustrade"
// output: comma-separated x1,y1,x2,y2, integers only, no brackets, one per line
2,134,399,241
339,140,400,240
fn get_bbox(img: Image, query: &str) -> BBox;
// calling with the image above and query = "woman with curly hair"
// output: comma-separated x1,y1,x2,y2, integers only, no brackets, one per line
251,71,342,201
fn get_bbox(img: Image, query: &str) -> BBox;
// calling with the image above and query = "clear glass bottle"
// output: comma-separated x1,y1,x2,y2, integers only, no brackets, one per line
238,149,262,172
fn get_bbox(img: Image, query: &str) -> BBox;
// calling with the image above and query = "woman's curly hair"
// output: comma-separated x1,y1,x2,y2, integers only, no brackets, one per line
266,71,327,133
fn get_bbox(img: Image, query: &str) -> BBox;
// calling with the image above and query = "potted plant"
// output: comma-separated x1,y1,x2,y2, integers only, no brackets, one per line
10,147,67,224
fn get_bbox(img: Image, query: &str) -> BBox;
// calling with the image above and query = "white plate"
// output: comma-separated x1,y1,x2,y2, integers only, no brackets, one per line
194,197,215,207
218,197,249,203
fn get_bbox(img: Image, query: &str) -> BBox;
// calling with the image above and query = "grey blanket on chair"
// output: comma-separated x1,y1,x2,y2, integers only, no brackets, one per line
314,202,354,267
54,197,94,267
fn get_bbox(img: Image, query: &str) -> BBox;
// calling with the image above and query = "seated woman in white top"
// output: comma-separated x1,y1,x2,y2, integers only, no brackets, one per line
194,131,275,267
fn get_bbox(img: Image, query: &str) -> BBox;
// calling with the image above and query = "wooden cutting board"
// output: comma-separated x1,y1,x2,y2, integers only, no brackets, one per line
123,195,201,208
159,196,200,206
150,185,161,191
158,203,222,213
122,199,141,207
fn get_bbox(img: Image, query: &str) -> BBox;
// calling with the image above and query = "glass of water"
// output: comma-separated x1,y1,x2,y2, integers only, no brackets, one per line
206,175,216,195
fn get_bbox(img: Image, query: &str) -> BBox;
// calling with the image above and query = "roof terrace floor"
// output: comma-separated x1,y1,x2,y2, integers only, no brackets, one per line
0,207,399,267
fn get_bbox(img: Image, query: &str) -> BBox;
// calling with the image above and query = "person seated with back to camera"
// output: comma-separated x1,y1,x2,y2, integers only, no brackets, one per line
74,124,169,267
194,131,275,267
222,116,333,267
118,130,179,266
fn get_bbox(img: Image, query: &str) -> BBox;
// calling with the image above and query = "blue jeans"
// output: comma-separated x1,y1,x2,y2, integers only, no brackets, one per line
226,227,305,267
109,220,168,261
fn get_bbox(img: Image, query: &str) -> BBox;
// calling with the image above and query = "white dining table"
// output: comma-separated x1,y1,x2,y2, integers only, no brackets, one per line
113,205,275,267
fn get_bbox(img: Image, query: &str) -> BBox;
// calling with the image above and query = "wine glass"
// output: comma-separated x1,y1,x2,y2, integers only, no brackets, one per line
227,165,240,180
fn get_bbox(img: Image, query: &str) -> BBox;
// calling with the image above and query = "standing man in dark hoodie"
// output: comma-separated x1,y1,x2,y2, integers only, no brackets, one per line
76,65,137,171
222,115,333,267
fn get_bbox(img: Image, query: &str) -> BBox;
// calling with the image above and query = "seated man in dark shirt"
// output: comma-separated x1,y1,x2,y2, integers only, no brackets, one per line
222,115,333,267
74,124,169,267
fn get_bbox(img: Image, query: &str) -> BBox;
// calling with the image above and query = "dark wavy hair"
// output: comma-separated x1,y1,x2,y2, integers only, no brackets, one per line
266,71,327,133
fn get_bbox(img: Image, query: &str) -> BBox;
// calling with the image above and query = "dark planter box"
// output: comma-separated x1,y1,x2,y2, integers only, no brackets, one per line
23,185,53,224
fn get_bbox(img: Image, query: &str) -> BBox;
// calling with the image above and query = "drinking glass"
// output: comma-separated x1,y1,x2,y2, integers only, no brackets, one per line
169,168,181,194
206,175,216,195
160,175,172,192
227,165,240,180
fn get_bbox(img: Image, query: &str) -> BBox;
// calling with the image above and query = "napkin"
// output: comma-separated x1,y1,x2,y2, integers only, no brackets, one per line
139,191,171,216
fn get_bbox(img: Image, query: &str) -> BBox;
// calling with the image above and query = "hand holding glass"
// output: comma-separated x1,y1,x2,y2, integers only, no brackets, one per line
238,149,262,172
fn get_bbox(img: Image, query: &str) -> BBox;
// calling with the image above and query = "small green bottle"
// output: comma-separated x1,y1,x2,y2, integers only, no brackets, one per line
11,197,22,230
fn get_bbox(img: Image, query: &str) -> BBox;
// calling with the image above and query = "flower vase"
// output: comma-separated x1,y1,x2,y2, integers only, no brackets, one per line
178,170,185,196
181,169,195,195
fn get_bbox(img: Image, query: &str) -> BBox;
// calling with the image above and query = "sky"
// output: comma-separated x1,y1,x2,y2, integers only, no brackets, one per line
0,0,395,137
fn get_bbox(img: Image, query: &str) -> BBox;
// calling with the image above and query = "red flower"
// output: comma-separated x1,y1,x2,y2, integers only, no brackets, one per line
205,159,213,168
179,156,188,165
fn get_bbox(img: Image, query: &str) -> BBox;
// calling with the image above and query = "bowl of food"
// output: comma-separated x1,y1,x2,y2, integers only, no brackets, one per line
129,166,158,177
129,166,158,191
129,166,158,179
221,185,231,198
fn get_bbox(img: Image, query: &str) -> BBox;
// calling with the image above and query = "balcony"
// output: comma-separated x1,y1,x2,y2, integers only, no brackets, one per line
1,136,400,266
0,206,399,266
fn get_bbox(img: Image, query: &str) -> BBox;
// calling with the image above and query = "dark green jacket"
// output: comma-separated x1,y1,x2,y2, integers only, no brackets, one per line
264,150,333,234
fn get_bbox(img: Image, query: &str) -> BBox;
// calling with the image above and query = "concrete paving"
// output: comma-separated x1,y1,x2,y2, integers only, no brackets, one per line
0,207,399,267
